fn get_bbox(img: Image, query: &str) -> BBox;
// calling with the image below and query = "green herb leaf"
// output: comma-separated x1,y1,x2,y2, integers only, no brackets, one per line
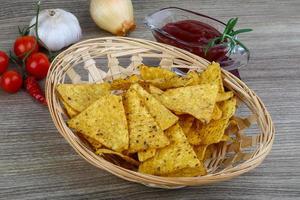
221,18,238,42
205,17,252,56
204,37,220,55
226,18,238,34
232,28,253,36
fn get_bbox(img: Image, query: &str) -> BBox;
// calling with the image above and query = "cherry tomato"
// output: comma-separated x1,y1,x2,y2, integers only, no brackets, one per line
0,70,23,93
13,36,39,59
0,51,9,74
25,52,50,80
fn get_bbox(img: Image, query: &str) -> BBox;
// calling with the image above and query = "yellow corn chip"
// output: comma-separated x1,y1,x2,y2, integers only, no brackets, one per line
212,104,222,120
185,120,203,145
197,98,237,145
124,88,169,153
67,94,129,152
96,149,139,166
61,99,79,118
138,149,156,162
217,91,234,102
219,98,237,119
220,134,232,142
157,84,219,123
138,124,200,175
193,145,208,161
199,118,229,145
111,75,140,90
131,83,178,130
140,65,176,80
80,133,102,150
145,76,193,90
186,70,201,86
148,84,164,101
56,83,111,112
166,163,207,177
178,115,195,135
198,62,224,93
174,111,185,115
140,65,195,89
148,84,164,95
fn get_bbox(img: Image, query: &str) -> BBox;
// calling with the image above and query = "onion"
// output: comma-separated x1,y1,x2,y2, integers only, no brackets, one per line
90,0,136,36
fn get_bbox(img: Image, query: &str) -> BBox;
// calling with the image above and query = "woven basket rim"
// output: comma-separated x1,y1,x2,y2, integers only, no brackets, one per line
46,36,275,188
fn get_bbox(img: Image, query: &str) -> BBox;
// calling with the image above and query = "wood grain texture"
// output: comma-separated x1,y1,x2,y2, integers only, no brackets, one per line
0,0,299,199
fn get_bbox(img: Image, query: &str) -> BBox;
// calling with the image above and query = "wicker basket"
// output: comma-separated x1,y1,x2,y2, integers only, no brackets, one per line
46,37,274,188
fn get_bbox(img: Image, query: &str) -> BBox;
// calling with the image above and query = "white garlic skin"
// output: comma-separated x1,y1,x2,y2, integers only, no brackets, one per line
29,9,82,51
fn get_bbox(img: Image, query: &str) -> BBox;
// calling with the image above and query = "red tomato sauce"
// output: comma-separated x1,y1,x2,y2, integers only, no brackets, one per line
155,20,227,62
153,20,239,76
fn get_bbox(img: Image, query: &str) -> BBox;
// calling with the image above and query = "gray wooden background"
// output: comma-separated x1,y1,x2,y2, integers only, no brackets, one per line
0,0,299,199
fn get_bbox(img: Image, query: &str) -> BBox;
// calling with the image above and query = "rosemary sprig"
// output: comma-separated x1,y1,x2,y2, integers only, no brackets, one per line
205,17,252,55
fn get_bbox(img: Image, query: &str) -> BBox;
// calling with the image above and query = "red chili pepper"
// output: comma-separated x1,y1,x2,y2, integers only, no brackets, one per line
24,76,47,105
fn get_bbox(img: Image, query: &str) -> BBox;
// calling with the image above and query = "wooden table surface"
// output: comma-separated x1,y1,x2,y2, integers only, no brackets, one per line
1,0,299,199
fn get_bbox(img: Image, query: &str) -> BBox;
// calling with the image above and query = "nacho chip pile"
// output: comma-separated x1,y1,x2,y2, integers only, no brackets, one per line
56,62,240,177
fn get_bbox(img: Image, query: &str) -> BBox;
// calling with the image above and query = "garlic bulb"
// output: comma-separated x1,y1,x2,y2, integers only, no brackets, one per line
90,0,136,36
29,9,82,51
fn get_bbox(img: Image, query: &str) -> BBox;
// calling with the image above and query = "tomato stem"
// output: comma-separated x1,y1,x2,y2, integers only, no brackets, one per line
9,51,26,80
33,1,54,59
19,1,41,63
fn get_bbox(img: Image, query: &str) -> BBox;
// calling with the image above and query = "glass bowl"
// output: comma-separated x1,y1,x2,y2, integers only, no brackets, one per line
145,7,250,76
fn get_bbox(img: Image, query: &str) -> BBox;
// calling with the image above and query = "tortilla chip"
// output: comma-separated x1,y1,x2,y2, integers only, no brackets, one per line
61,99,79,118
156,84,219,123
145,76,193,90
80,133,102,150
186,70,201,86
138,149,156,162
138,123,200,175
131,83,178,130
148,84,164,101
220,134,232,142
166,163,207,177
111,75,140,90
56,83,111,112
198,62,224,93
140,65,194,89
217,91,234,102
219,98,237,119
193,145,208,161
185,120,203,145
192,98,237,145
140,65,176,80
178,115,195,135
212,104,222,120
96,149,139,166
173,111,185,115
124,88,169,153
67,94,129,152
148,84,164,95
200,119,229,145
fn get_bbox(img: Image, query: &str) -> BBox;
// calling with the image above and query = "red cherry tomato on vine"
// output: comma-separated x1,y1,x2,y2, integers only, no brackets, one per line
13,36,39,59
26,52,50,80
0,51,9,74
0,70,23,93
